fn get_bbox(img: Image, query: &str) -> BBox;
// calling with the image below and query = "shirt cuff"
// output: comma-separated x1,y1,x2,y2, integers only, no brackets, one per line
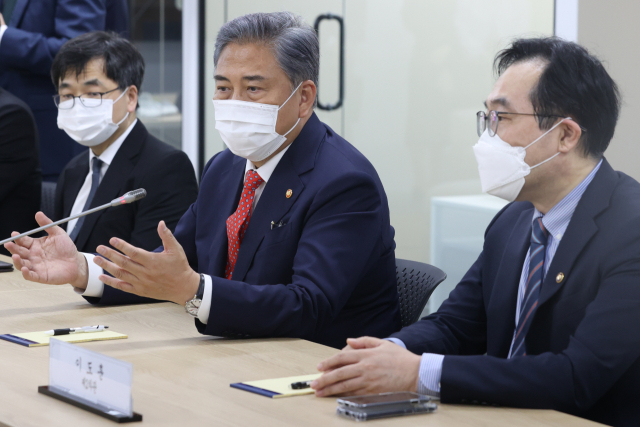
73,253,105,297
384,337,407,349
197,274,212,324
0,25,7,46
417,353,444,398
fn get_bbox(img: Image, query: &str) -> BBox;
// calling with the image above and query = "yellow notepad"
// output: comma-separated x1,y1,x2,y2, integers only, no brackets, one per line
0,330,127,347
231,373,322,398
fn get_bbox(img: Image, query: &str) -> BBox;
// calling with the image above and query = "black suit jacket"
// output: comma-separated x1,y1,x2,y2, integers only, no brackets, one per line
55,120,198,258
391,159,640,426
0,87,41,256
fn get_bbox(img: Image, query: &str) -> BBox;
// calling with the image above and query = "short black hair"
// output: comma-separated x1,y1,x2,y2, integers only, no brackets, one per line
494,37,620,158
51,31,144,93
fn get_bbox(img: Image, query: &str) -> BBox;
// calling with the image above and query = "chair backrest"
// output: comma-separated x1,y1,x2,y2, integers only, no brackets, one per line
396,259,447,327
40,182,57,220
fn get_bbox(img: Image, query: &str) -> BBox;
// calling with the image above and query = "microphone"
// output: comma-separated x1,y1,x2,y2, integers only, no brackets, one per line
0,189,147,246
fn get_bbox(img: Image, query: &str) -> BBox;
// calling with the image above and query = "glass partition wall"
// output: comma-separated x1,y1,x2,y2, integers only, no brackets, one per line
129,0,183,150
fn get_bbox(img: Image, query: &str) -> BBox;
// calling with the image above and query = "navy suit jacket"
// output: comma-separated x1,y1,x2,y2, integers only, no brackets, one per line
91,113,402,349
391,158,640,426
0,0,128,181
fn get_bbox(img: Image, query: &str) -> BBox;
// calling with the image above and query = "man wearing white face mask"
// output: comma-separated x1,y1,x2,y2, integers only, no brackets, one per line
6,14,401,349
12,31,198,274
312,38,640,427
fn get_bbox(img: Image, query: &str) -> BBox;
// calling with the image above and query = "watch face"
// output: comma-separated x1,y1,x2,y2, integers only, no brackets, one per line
185,299,201,317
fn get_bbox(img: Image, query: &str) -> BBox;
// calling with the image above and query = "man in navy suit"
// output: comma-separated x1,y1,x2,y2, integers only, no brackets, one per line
5,12,401,349
0,0,129,181
312,38,640,426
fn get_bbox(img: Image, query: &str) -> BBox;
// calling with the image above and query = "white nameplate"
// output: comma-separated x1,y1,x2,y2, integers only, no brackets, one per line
49,338,133,417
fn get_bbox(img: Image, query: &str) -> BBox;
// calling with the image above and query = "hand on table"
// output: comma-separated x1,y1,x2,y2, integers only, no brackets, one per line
93,220,200,305
311,337,422,397
4,212,88,288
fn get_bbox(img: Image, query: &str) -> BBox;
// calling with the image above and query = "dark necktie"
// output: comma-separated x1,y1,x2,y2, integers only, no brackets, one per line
224,170,264,280
2,0,17,24
69,157,103,242
511,217,548,357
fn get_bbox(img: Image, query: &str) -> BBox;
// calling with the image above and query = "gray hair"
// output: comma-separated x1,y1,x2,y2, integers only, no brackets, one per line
214,12,319,93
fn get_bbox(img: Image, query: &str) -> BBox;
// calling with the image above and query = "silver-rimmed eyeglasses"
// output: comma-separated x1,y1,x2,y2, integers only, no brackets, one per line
53,87,121,109
476,110,570,137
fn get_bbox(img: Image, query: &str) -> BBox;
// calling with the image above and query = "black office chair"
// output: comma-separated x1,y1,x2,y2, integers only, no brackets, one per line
40,181,57,220
396,259,447,327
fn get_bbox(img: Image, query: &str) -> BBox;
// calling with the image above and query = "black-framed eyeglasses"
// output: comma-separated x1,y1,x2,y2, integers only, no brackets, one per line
476,110,585,137
53,87,121,109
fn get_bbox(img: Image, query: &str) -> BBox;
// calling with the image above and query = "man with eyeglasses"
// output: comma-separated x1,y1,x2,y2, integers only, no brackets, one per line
10,31,198,298
312,37,640,427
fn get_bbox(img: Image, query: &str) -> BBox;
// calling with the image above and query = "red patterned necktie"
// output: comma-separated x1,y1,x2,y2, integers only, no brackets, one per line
225,170,264,279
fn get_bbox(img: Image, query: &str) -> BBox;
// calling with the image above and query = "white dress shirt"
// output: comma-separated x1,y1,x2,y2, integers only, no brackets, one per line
71,120,137,297
77,143,291,326
0,25,8,44
67,120,137,235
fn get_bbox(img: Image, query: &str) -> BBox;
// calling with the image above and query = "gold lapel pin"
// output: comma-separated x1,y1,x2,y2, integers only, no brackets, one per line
286,189,293,198
556,272,565,283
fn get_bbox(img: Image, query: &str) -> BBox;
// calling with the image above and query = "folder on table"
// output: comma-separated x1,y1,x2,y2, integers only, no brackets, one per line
0,330,127,347
231,373,322,398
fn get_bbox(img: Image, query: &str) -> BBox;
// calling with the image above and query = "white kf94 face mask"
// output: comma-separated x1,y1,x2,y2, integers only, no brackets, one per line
57,88,130,147
212,82,302,162
472,117,570,202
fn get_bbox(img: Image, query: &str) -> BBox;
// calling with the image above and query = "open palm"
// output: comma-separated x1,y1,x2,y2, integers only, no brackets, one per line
4,212,85,286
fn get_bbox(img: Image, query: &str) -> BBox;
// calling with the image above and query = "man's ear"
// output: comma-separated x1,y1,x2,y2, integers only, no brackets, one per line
126,85,138,113
298,80,317,118
558,119,583,154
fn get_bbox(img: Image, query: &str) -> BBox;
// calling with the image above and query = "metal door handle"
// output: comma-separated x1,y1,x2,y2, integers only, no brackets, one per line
314,13,344,111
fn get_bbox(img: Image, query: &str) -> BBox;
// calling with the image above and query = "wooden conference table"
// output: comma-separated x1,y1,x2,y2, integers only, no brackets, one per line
0,255,602,426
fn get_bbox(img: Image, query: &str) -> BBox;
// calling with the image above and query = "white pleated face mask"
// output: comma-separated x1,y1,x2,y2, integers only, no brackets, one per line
212,82,302,162
472,117,569,202
57,88,130,147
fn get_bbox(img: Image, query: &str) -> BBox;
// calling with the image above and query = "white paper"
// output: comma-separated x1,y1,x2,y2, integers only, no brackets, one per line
49,338,133,417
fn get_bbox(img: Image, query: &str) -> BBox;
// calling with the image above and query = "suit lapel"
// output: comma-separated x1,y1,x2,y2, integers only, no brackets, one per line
229,113,325,282
74,122,147,251
231,153,304,282
63,158,90,221
488,206,533,358
206,157,245,278
8,0,30,27
538,159,617,307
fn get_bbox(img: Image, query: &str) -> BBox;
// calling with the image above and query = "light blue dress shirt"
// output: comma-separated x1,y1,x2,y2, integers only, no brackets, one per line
388,159,603,397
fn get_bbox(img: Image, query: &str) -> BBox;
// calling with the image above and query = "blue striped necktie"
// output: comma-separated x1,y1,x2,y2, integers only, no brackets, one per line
511,217,548,357
69,157,103,242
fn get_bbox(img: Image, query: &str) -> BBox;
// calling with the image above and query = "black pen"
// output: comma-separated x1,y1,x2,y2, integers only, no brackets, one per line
290,380,313,390
43,325,109,336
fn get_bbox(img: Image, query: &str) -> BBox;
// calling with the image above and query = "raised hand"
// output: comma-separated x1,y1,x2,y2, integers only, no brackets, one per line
4,212,88,288
93,220,200,305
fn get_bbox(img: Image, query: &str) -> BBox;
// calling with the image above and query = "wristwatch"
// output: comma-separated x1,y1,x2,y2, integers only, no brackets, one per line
185,274,205,318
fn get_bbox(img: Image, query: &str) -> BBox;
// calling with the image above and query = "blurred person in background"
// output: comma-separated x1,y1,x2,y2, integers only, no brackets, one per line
0,0,129,182
0,87,40,256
